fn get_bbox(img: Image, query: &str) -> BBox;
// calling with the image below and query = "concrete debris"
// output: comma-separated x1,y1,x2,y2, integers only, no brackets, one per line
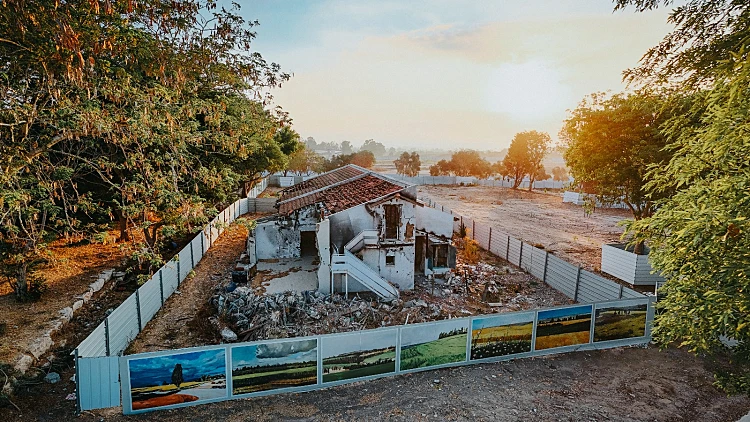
44,372,61,384
220,327,238,342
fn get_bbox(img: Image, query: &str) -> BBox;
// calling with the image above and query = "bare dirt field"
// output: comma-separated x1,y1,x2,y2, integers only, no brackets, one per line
418,185,631,272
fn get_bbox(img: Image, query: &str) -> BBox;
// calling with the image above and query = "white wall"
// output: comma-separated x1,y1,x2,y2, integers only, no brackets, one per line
416,205,454,238
317,219,331,293
253,208,319,259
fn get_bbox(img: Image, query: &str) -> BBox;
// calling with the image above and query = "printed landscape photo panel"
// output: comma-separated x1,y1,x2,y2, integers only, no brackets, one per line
535,305,593,350
594,302,648,342
400,319,469,371
231,339,318,395
322,329,397,383
127,348,227,411
470,312,534,360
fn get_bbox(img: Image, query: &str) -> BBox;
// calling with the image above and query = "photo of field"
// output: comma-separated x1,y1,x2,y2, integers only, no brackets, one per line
470,312,534,360
535,305,592,350
400,319,468,371
231,339,318,395
322,329,397,383
594,302,648,342
127,349,227,411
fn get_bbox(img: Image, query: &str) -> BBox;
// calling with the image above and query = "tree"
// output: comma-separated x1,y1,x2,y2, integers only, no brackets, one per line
617,0,750,394
360,139,386,158
551,166,569,182
560,92,672,227
286,146,325,175
340,141,354,155
429,159,452,176
449,150,493,178
394,152,421,177
323,151,375,170
614,0,750,89
501,131,551,189
172,364,184,389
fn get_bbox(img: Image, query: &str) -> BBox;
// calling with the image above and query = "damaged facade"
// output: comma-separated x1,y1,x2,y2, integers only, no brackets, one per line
248,165,456,299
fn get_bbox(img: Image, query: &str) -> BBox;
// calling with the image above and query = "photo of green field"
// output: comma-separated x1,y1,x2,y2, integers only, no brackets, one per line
322,329,397,383
535,305,592,350
594,303,648,342
470,313,534,360
400,319,468,371
231,339,318,395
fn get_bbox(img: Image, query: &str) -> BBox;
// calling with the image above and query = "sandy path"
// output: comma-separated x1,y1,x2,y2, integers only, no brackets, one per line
418,186,631,272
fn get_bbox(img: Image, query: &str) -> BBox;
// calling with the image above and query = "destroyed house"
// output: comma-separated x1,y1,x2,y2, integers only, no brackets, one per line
247,165,456,299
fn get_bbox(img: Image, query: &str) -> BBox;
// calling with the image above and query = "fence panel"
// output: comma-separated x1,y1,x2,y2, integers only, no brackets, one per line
489,232,509,258
77,322,108,358
138,276,162,324
473,223,491,250
507,238,522,266
161,260,179,297
530,247,547,280
190,234,204,264
78,356,120,410
178,246,193,283
545,254,578,299
576,270,622,303
106,294,140,356
520,242,534,272
622,286,644,298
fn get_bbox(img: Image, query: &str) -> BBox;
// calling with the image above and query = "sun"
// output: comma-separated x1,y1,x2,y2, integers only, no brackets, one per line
484,60,572,121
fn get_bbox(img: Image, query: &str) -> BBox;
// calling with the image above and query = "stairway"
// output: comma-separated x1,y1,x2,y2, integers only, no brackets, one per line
331,231,399,300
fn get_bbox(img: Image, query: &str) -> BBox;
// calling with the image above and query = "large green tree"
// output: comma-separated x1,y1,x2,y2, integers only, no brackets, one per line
394,152,421,177
560,91,672,223
617,0,750,393
501,131,551,190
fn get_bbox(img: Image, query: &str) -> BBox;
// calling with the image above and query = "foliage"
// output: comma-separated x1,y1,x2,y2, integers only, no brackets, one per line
551,166,569,182
614,0,750,88
286,145,325,175
560,91,672,220
0,0,290,299
626,56,750,394
428,150,492,178
394,152,421,177
360,139,387,158
501,131,551,189
323,151,376,170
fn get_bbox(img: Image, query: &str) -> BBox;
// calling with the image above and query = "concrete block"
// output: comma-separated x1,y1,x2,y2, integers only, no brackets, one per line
29,335,54,359
101,269,114,281
81,290,93,303
72,300,84,312
90,278,104,292
14,354,34,373
59,307,74,322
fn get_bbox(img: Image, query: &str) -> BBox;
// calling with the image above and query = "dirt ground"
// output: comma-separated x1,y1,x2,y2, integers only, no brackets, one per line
0,232,126,365
418,185,630,273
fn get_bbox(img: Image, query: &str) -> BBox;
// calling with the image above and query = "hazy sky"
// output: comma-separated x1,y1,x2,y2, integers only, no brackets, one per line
240,1,677,150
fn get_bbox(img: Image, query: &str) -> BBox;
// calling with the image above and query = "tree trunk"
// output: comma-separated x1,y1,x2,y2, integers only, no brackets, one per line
527,175,535,191
115,209,130,242
15,261,28,300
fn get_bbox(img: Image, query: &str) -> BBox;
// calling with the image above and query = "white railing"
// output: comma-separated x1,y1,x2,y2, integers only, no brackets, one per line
343,229,379,253
331,250,399,300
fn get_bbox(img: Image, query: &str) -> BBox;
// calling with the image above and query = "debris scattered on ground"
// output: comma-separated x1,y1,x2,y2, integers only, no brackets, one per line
43,372,61,384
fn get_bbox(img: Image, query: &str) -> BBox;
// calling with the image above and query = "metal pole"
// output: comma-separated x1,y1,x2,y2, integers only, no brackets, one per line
177,259,181,287
618,284,624,299
74,348,82,415
104,318,111,357
542,252,549,282
574,266,582,302
488,227,492,251
506,236,510,261
135,290,142,331
519,242,524,267
472,220,475,240
190,240,195,269
159,270,164,305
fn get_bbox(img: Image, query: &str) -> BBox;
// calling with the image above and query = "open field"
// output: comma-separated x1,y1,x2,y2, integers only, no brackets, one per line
323,347,396,383
231,340,318,395
232,364,317,395
418,185,630,272
471,321,533,360
594,304,648,342
535,306,592,350
400,330,468,371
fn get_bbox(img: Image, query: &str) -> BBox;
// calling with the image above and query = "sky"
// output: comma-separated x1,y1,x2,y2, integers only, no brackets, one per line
232,340,318,369
128,349,226,388
537,304,593,321
472,311,535,331
401,318,469,346
234,0,678,151
322,329,397,358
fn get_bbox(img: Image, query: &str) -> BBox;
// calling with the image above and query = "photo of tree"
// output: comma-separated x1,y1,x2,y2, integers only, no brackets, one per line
322,329,397,383
231,339,318,395
470,312,534,360
400,319,468,371
535,305,593,350
594,302,648,342
127,349,227,411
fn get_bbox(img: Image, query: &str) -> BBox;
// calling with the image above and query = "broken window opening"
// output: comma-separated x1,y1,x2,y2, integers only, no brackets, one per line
384,204,401,239
385,254,396,266
433,244,449,267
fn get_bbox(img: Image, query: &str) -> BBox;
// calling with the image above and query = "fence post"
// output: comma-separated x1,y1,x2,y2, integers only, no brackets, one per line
135,289,142,332
159,270,164,305
104,318,111,357
618,284,624,299
201,232,205,255
190,240,195,269
177,259,181,287
488,227,492,251
574,266,582,302
472,220,475,240
543,252,549,282
506,236,510,261
74,348,81,415
519,242,524,267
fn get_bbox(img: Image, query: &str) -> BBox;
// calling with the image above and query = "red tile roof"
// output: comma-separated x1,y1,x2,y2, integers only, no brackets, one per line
278,175,403,215
278,166,365,203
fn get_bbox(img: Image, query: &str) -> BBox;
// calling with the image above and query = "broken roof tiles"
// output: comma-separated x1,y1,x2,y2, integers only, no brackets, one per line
278,165,365,203
278,175,403,215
